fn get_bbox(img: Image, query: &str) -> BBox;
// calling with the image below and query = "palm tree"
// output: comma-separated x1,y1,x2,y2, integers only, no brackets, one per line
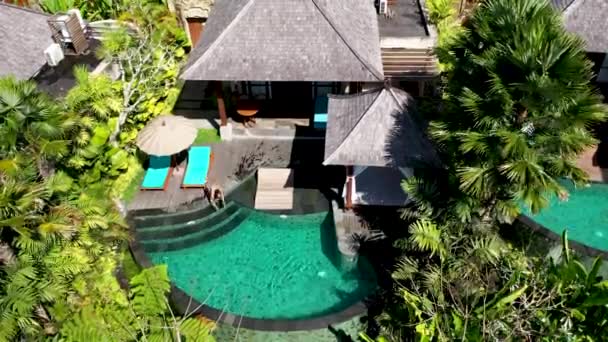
430,0,608,223
0,78,77,178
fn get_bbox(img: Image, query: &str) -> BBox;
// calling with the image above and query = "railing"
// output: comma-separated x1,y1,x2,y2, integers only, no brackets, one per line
87,19,138,40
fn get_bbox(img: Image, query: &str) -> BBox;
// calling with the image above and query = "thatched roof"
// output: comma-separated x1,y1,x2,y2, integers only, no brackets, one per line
180,0,384,82
552,0,608,53
0,3,53,79
323,86,438,167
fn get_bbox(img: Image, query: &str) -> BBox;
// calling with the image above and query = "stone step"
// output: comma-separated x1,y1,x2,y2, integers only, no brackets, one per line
141,208,249,252
136,202,239,240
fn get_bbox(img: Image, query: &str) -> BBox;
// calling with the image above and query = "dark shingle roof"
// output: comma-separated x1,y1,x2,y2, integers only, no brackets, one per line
556,0,608,53
323,86,437,167
180,0,384,82
0,3,53,79
551,0,576,11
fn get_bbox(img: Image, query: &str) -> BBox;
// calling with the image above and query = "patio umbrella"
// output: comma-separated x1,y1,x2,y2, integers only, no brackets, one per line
136,115,198,156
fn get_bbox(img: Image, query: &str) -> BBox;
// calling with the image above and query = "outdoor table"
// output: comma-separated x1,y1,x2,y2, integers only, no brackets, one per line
236,99,260,127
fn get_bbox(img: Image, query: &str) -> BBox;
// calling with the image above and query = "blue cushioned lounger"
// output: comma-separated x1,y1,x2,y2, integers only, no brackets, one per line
182,146,212,188
141,156,172,190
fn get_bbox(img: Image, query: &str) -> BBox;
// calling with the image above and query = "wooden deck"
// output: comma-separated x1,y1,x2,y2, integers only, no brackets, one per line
127,137,330,212
254,168,295,210
127,161,204,212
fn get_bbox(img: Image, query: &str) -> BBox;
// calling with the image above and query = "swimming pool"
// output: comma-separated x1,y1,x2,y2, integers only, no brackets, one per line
523,181,608,252
146,208,377,320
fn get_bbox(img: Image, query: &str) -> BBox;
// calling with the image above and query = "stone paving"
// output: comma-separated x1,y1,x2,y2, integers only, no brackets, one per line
576,145,608,182
213,315,363,342
128,135,331,211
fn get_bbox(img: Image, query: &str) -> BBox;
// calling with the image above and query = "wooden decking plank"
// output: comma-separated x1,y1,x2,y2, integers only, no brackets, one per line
255,168,295,210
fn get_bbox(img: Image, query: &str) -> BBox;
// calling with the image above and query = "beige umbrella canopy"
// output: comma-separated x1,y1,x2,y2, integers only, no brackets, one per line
136,115,198,156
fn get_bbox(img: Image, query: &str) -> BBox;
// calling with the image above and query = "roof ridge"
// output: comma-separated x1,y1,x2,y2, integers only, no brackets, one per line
0,2,50,17
324,90,383,165
562,0,583,15
386,87,407,114
557,0,578,12
327,86,384,99
310,0,384,81
181,0,256,78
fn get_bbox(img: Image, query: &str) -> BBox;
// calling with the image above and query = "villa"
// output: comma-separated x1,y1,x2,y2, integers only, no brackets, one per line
0,2,113,97
127,0,440,332
174,0,439,207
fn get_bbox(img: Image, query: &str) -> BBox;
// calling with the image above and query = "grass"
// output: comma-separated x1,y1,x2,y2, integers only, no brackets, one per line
193,128,221,145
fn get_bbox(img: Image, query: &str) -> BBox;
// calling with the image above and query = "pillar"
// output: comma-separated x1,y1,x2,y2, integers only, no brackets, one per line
214,81,227,126
418,80,425,97
345,165,354,210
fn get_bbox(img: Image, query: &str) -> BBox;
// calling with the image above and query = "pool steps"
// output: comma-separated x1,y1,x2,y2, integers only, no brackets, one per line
136,202,240,240
133,200,217,228
138,205,250,252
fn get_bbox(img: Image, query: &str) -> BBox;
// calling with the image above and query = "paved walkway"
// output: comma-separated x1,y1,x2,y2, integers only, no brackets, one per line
213,315,363,342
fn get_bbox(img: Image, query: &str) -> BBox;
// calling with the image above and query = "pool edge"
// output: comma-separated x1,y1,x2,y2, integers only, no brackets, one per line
127,217,369,332
517,215,608,259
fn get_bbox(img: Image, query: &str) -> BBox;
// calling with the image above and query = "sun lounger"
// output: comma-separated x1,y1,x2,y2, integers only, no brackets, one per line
141,155,173,190
182,146,213,188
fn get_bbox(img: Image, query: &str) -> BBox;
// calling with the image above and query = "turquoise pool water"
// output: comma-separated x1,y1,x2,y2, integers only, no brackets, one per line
524,181,608,252
147,210,377,320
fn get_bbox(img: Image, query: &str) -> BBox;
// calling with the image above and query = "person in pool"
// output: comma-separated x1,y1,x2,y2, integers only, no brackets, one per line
203,185,225,210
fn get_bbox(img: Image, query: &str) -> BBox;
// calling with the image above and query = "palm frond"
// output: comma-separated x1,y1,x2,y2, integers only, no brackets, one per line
408,220,446,258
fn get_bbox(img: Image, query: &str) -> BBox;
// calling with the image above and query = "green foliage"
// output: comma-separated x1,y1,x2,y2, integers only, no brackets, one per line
129,265,171,316
426,0,457,24
57,265,216,341
0,77,68,159
113,155,145,201
38,0,128,20
194,128,221,145
372,0,608,341
120,249,141,280
432,0,607,222
62,1,187,194
39,0,76,14
0,2,199,340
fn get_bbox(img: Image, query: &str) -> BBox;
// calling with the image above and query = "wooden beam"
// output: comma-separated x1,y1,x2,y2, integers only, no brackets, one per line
214,81,227,126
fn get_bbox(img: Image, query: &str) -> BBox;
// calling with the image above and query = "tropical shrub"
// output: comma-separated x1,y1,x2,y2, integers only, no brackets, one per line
39,0,76,15
59,1,187,198
366,0,608,340
0,79,126,339
57,265,216,341
375,217,608,340
426,0,457,24
430,0,607,223
0,77,71,165
38,0,128,20
0,78,213,340
95,0,188,147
